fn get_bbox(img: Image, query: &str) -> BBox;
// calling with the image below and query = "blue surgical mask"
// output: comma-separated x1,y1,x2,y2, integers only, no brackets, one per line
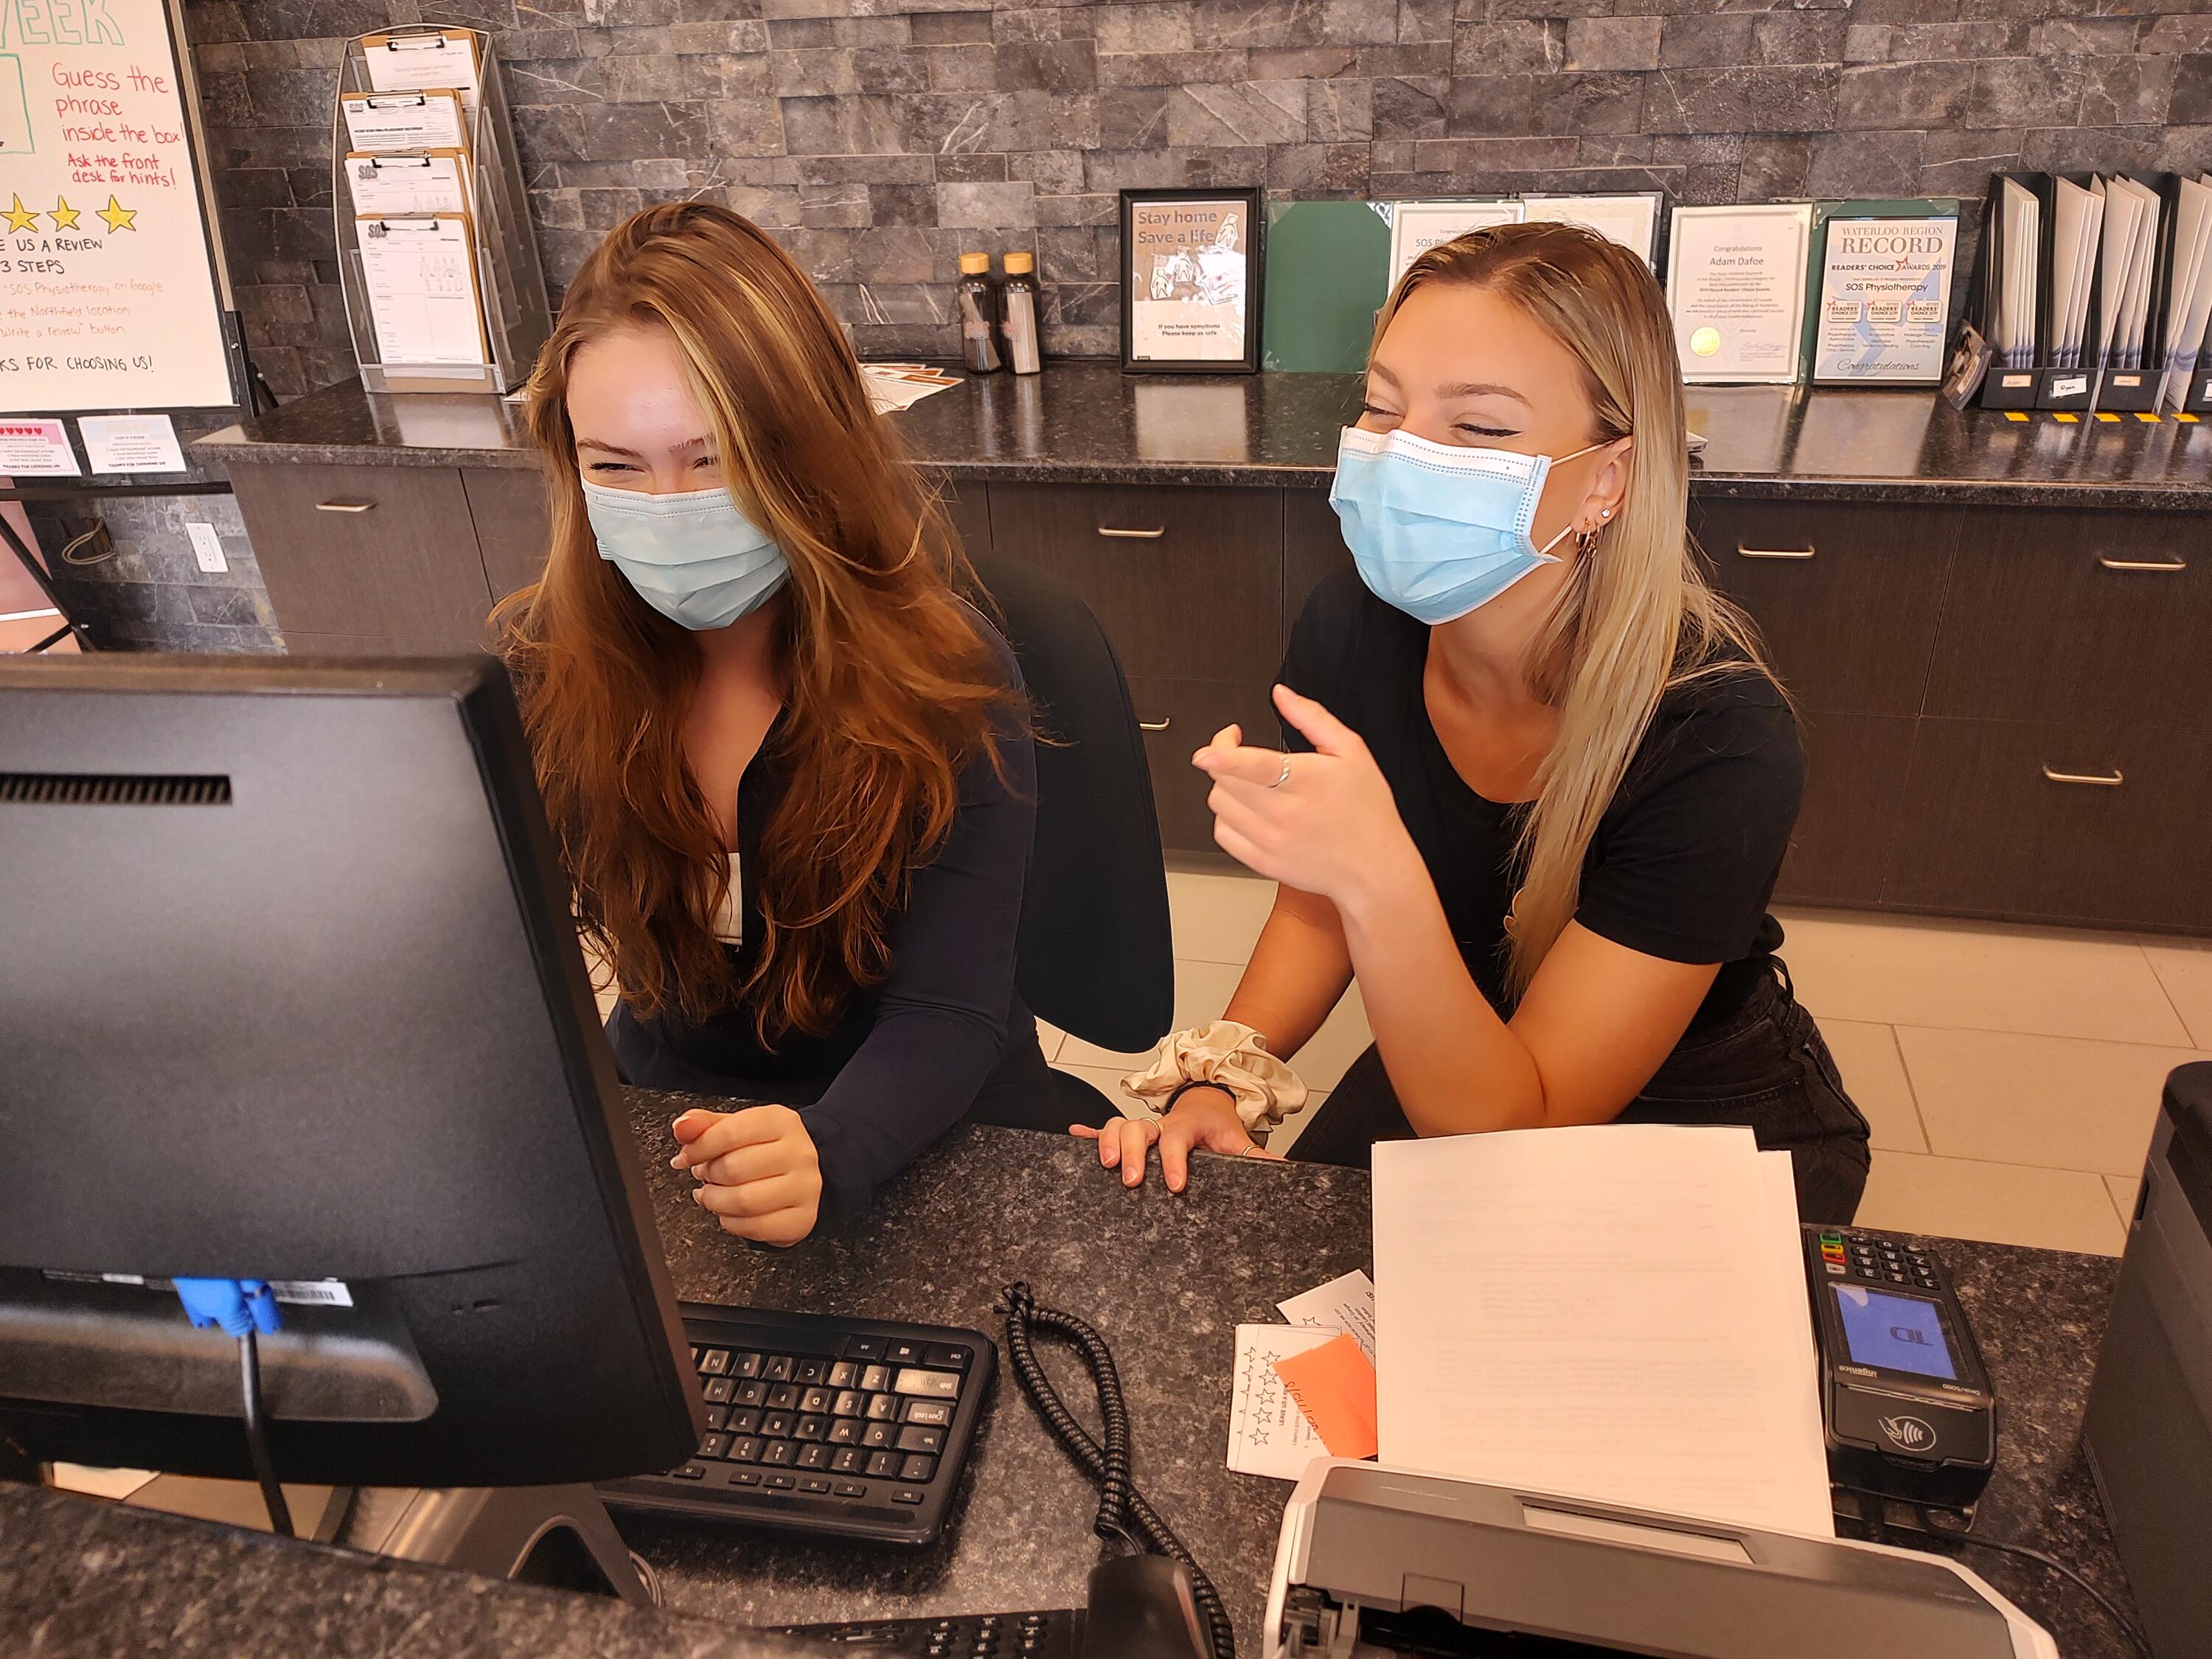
580,479,789,631
1329,427,1610,626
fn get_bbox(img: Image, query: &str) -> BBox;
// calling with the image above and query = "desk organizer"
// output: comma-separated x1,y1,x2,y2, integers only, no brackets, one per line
330,25,550,395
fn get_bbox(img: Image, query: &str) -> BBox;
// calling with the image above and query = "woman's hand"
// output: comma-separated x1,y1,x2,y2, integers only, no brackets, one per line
670,1105,822,1246
1195,685,1424,913
1070,1085,1280,1192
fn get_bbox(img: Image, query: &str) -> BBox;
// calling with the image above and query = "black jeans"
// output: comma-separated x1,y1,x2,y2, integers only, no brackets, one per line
1287,959,1873,1224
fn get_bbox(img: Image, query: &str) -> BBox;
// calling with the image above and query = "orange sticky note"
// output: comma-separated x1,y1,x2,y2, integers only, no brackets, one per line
1273,1332,1378,1460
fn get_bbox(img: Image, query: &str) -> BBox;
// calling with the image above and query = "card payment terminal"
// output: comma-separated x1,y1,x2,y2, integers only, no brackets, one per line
1804,1226,1997,1507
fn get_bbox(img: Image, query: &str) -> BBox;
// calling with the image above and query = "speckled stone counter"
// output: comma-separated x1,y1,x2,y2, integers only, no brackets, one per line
612,1095,2140,1659
192,363,2212,510
2,1099,2140,1658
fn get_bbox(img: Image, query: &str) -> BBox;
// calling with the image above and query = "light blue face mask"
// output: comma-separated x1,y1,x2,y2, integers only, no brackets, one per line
580,479,789,631
1329,426,1610,626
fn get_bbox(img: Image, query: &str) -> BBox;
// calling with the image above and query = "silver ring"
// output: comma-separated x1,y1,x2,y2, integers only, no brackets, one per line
1270,754,1293,790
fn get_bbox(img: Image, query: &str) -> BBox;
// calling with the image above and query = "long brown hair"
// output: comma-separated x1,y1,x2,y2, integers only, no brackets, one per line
501,202,1012,1040
1374,222,1776,998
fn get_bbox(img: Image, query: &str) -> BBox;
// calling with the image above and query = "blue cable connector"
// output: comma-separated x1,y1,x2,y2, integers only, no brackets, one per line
173,1277,283,1336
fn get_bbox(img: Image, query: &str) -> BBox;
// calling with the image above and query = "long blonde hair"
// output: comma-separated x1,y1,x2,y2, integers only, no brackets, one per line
499,203,1013,1040
1375,221,1777,999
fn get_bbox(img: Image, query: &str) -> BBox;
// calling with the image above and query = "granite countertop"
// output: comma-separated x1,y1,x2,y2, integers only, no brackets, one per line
192,362,2212,509
2,1101,2140,1658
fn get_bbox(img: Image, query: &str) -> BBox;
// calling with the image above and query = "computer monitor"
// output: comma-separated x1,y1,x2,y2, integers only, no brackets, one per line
0,654,704,1491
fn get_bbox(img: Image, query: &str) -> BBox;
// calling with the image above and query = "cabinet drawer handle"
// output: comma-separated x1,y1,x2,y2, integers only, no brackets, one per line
1736,543,1815,560
2042,765,2124,787
1138,717,1172,732
316,500,375,514
1098,525,1166,540
2096,554,2185,572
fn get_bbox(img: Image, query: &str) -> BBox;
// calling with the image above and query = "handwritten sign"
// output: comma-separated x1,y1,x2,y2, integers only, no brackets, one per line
0,0,234,412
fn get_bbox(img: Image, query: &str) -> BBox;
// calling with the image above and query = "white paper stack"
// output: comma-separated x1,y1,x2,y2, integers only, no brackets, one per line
1372,1125,1834,1540
1996,178,2040,368
2161,175,2212,410
2095,176,2162,371
2050,177,2104,369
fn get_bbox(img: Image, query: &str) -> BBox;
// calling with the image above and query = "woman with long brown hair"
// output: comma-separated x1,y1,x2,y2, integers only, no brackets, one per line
1082,221,1872,1222
504,202,1114,1245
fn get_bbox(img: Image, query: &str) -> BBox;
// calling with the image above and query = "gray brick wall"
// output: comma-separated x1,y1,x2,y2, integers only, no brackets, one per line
187,0,2212,389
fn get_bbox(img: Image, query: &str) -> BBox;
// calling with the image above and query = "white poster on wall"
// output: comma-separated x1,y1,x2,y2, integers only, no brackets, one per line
0,0,234,413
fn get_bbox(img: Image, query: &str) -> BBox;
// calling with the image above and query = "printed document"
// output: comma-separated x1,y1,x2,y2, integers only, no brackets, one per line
1372,1125,1834,1539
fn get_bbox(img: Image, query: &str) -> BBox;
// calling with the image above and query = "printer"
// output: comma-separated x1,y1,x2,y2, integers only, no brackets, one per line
1264,1461,2056,1659
2085,1060,2212,1659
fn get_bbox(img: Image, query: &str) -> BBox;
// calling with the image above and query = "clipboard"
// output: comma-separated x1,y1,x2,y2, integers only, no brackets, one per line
355,214,490,371
341,88,467,155
361,27,481,105
345,149,472,218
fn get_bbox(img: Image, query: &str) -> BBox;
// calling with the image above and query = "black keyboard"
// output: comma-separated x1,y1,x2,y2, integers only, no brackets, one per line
598,1304,994,1546
782,1609,1082,1659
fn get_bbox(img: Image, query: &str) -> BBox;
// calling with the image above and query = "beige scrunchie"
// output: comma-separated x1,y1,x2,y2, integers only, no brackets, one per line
1121,1020,1311,1132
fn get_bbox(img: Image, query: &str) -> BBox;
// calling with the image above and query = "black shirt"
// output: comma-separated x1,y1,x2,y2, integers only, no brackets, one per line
613,616,1040,1233
1279,571,1804,1031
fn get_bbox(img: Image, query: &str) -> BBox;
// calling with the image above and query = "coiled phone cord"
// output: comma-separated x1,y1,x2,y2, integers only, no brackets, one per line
999,1282,1234,1659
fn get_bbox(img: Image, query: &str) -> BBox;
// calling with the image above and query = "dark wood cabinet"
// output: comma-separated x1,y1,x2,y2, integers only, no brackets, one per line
1923,506,2212,725
230,464,493,650
1124,676,1278,855
1886,717,2212,928
467,468,555,600
1283,489,1352,645
1775,711,1919,908
1690,498,1958,716
937,479,991,562
987,483,1283,681
218,449,2212,931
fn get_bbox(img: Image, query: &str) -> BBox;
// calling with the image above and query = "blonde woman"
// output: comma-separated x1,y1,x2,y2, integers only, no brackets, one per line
1079,221,1871,1222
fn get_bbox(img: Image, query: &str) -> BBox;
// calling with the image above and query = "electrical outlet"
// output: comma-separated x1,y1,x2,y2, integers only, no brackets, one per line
185,521,228,574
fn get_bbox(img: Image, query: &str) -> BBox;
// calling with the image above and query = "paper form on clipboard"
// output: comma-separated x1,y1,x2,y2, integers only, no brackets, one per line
357,215,489,367
361,28,481,106
346,150,471,218
341,89,467,154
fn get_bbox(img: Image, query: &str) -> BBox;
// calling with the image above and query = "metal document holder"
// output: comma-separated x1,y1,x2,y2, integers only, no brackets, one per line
331,27,550,395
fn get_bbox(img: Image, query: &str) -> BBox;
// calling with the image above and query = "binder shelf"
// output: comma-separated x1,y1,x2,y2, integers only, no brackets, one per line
331,25,551,395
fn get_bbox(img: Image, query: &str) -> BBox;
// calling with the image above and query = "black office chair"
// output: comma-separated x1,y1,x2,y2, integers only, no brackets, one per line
967,552,1175,1107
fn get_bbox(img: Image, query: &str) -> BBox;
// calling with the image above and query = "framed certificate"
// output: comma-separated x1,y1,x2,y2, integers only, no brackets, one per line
1120,188,1264,374
1666,204,1813,384
1806,202,1960,386
1520,193,1664,265
1388,198,1524,287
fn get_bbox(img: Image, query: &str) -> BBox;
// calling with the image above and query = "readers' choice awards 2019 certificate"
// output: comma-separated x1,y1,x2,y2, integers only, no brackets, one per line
1813,216,1956,384
1667,205,1811,384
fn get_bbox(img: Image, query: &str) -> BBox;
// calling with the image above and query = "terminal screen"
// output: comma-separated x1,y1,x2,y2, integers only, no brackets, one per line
1832,1284,1957,1380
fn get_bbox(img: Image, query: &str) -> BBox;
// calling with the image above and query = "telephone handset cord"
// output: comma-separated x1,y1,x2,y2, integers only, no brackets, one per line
999,1282,1234,1659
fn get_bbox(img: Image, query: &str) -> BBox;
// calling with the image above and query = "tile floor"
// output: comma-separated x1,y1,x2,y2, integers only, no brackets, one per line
1039,868,2212,1258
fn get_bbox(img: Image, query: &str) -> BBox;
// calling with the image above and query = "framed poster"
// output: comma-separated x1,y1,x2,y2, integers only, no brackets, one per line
1119,188,1262,374
1666,204,1813,384
1805,201,1959,386
0,0,240,413
1388,198,1523,286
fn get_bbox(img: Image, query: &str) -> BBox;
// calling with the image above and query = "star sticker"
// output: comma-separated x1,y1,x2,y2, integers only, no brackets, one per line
97,195,136,233
48,197,79,231
3,195,38,234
